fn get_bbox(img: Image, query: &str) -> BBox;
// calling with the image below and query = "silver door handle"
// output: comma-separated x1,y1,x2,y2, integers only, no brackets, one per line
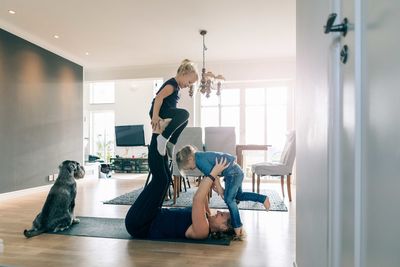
324,13,348,37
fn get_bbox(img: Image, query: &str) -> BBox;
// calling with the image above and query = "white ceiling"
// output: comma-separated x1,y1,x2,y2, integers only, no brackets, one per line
0,0,296,69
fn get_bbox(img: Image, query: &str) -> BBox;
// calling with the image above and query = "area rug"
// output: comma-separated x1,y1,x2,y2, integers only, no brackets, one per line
49,216,231,245
104,187,288,212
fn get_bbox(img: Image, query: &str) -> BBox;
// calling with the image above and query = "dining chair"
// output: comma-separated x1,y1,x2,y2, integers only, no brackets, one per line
204,127,236,155
251,131,296,201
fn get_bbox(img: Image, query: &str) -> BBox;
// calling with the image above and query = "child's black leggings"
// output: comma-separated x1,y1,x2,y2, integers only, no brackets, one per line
150,107,189,144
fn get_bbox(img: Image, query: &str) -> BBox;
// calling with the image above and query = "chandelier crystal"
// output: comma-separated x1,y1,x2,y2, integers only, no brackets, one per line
194,30,224,98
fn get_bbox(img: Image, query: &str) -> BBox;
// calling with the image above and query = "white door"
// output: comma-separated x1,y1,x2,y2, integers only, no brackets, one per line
326,1,400,266
333,2,356,267
296,0,331,265
358,1,400,267
297,0,400,267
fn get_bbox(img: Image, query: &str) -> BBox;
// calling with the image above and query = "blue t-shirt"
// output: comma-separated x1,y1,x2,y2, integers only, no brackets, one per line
147,208,192,239
149,78,180,115
194,151,237,177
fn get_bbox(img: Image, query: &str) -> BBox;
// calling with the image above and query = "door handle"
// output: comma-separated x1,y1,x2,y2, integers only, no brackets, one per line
324,13,348,37
340,45,349,64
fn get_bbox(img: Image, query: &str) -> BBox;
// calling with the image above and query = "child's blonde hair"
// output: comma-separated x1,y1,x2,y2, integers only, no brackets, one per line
177,59,199,78
176,145,197,170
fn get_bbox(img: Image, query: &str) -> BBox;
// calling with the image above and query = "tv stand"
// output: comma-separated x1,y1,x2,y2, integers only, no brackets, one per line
110,157,148,173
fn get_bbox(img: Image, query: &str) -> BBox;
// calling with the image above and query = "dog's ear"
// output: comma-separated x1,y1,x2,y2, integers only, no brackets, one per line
60,160,70,170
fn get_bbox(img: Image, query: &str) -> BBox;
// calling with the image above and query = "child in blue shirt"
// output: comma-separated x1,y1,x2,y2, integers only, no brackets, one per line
176,145,270,238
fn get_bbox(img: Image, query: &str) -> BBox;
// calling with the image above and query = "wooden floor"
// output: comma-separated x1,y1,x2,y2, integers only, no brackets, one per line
0,174,296,267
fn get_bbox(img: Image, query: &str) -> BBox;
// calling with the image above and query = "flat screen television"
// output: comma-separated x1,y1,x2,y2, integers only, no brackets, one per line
115,125,145,146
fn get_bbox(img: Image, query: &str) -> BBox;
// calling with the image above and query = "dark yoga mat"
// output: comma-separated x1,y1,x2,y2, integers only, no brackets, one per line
49,216,231,246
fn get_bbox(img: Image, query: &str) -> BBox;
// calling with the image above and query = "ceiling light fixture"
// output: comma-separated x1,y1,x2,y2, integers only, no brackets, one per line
8,10,16,14
54,35,59,39
197,29,224,98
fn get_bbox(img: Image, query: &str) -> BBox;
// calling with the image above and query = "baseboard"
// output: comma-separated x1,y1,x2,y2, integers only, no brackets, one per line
0,184,52,200
84,162,101,179
0,176,94,200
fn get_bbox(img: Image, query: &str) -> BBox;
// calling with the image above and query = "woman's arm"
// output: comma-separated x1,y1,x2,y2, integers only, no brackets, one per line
186,158,230,239
204,194,211,216
151,85,174,130
213,177,225,198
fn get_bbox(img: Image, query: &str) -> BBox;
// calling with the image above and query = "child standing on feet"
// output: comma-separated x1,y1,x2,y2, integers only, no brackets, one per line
149,59,199,157
176,145,271,239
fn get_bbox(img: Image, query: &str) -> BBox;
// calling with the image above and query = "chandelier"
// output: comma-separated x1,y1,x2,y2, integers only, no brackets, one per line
192,30,224,98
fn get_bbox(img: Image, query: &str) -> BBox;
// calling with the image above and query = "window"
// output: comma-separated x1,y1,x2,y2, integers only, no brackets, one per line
199,83,291,177
90,111,115,162
89,82,115,104
266,87,288,157
245,88,265,145
153,79,164,96
221,89,240,140
200,91,219,128
200,89,240,143
244,87,288,176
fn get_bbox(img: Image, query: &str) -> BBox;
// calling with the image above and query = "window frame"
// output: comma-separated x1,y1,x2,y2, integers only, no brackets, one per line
198,80,294,145
89,81,116,104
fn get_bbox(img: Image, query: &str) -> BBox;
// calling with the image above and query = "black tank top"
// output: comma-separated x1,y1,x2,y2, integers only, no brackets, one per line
147,208,192,239
149,78,180,115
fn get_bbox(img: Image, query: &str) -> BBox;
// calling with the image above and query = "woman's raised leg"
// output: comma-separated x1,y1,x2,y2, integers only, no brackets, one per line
125,133,170,237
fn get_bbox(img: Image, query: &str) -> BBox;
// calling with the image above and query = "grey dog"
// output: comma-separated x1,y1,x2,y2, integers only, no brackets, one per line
23,160,85,238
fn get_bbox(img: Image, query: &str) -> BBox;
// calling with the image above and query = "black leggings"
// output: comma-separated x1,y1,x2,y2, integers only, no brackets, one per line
150,107,189,145
125,134,171,238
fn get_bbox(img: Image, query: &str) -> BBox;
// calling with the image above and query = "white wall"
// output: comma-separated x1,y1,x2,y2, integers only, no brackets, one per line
83,79,156,158
84,58,296,158
85,58,296,128
84,58,296,82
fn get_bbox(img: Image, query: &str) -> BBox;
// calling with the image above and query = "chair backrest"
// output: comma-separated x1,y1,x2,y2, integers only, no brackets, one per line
172,127,204,176
279,130,296,171
204,127,237,156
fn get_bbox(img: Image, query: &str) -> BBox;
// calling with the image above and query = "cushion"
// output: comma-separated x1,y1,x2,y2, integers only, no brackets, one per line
251,162,291,176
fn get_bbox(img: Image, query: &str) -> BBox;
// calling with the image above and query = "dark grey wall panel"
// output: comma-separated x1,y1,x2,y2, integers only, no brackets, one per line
0,29,83,193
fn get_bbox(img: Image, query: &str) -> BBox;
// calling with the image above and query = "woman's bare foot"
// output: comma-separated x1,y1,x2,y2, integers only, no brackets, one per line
264,197,271,211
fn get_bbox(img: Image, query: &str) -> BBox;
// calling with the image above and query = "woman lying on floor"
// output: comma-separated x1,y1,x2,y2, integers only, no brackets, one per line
125,132,233,239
